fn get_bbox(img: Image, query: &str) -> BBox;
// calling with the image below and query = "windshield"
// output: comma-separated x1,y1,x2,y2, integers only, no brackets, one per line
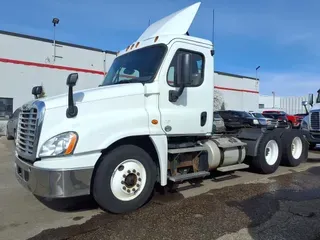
317,92,320,103
252,113,264,118
238,111,252,118
101,45,166,86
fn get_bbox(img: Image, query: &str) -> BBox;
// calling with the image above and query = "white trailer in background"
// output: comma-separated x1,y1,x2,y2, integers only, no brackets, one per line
13,2,308,214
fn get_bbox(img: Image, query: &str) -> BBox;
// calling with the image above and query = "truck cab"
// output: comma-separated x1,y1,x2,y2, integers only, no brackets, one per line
300,90,320,149
13,2,308,214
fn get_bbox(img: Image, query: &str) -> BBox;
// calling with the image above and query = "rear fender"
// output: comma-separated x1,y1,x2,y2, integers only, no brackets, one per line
236,128,287,157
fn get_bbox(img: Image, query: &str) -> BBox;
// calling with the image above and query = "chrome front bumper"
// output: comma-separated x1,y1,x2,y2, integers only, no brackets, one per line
14,154,93,198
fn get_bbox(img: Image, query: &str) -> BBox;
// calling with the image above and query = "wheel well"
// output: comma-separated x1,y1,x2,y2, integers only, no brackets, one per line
90,136,160,194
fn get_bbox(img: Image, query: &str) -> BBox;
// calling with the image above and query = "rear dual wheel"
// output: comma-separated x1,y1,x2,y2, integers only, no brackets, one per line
251,132,282,174
251,130,307,173
281,131,308,167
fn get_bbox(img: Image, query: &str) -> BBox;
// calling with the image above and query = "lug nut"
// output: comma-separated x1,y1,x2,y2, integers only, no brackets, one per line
121,181,124,184
123,186,126,190
123,174,126,178
127,189,131,193
138,178,141,182
137,184,140,188
127,170,131,174
132,188,136,192
137,172,140,176
133,169,136,173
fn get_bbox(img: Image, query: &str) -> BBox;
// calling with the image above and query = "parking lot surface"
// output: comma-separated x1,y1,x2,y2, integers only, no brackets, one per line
1,137,320,240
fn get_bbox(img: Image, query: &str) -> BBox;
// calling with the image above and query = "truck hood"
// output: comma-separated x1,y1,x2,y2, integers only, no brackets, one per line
310,103,320,111
41,83,145,110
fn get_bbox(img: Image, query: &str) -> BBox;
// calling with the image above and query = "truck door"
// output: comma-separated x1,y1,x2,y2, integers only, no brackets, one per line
158,42,213,135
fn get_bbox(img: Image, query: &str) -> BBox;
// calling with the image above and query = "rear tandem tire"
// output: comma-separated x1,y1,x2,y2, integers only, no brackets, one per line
92,144,157,214
281,130,308,167
251,132,282,174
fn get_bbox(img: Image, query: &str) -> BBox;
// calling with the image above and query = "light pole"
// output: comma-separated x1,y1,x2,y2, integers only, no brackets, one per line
255,65,260,81
272,91,275,108
52,18,60,62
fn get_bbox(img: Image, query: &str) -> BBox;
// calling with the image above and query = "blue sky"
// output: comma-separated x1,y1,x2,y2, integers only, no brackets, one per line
1,0,320,96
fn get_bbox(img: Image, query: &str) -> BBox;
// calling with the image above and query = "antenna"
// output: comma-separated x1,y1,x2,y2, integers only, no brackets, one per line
148,19,151,26
210,9,215,56
212,9,215,46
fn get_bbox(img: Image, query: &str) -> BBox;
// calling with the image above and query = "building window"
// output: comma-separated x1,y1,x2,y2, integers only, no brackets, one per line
259,104,265,109
167,49,204,87
0,98,13,118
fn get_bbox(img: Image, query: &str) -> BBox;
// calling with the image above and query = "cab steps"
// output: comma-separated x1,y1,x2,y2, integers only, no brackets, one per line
217,163,249,172
168,171,210,182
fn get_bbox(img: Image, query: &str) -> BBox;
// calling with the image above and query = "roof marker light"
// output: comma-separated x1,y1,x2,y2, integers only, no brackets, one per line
154,36,159,42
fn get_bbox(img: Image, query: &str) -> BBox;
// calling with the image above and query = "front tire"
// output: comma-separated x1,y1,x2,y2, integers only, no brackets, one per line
251,132,282,174
92,144,157,214
286,122,293,129
281,130,308,167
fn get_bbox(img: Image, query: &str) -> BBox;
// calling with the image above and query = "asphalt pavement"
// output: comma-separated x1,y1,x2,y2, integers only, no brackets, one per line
1,137,320,240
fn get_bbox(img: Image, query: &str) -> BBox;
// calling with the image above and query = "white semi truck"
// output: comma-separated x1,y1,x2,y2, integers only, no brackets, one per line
301,90,320,149
14,2,308,213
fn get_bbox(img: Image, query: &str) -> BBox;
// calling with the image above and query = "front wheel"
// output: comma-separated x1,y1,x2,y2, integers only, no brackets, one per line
92,145,157,214
286,122,293,129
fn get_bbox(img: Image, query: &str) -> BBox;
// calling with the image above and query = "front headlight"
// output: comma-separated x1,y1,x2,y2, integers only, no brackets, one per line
39,132,78,157
253,119,259,125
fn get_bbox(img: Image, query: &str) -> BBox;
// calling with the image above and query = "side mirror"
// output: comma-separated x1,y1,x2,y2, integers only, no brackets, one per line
302,100,308,106
32,86,43,96
66,73,78,87
308,93,314,106
176,53,192,87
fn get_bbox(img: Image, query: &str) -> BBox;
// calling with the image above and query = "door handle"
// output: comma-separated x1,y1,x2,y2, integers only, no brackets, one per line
200,112,207,126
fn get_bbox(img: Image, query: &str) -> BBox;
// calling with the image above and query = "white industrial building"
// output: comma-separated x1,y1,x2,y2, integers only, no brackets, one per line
0,30,259,134
259,95,310,115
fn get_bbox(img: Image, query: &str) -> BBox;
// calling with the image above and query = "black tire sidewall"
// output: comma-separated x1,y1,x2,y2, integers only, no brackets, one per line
93,144,157,214
281,130,308,167
252,132,282,174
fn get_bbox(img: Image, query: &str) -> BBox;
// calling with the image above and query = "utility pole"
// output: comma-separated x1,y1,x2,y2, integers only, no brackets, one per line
255,65,260,81
52,18,60,62
272,91,275,108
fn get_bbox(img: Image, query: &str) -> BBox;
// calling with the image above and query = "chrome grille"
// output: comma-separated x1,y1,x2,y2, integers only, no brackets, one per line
310,112,320,130
16,101,45,161
17,107,38,155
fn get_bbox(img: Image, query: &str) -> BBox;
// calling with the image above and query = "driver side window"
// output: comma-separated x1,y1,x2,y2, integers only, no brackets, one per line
167,49,204,87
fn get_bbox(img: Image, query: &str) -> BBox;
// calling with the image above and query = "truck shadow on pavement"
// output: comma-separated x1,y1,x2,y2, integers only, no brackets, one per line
28,166,320,240
225,166,320,240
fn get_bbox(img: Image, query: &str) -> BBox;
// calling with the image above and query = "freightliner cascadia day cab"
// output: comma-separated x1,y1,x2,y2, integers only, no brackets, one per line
301,90,320,149
14,2,308,213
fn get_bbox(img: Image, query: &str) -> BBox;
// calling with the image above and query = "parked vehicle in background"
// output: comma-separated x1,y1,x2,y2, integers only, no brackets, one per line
262,110,299,129
217,110,262,130
6,107,21,140
300,93,320,149
212,112,226,133
262,112,289,129
248,111,277,129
